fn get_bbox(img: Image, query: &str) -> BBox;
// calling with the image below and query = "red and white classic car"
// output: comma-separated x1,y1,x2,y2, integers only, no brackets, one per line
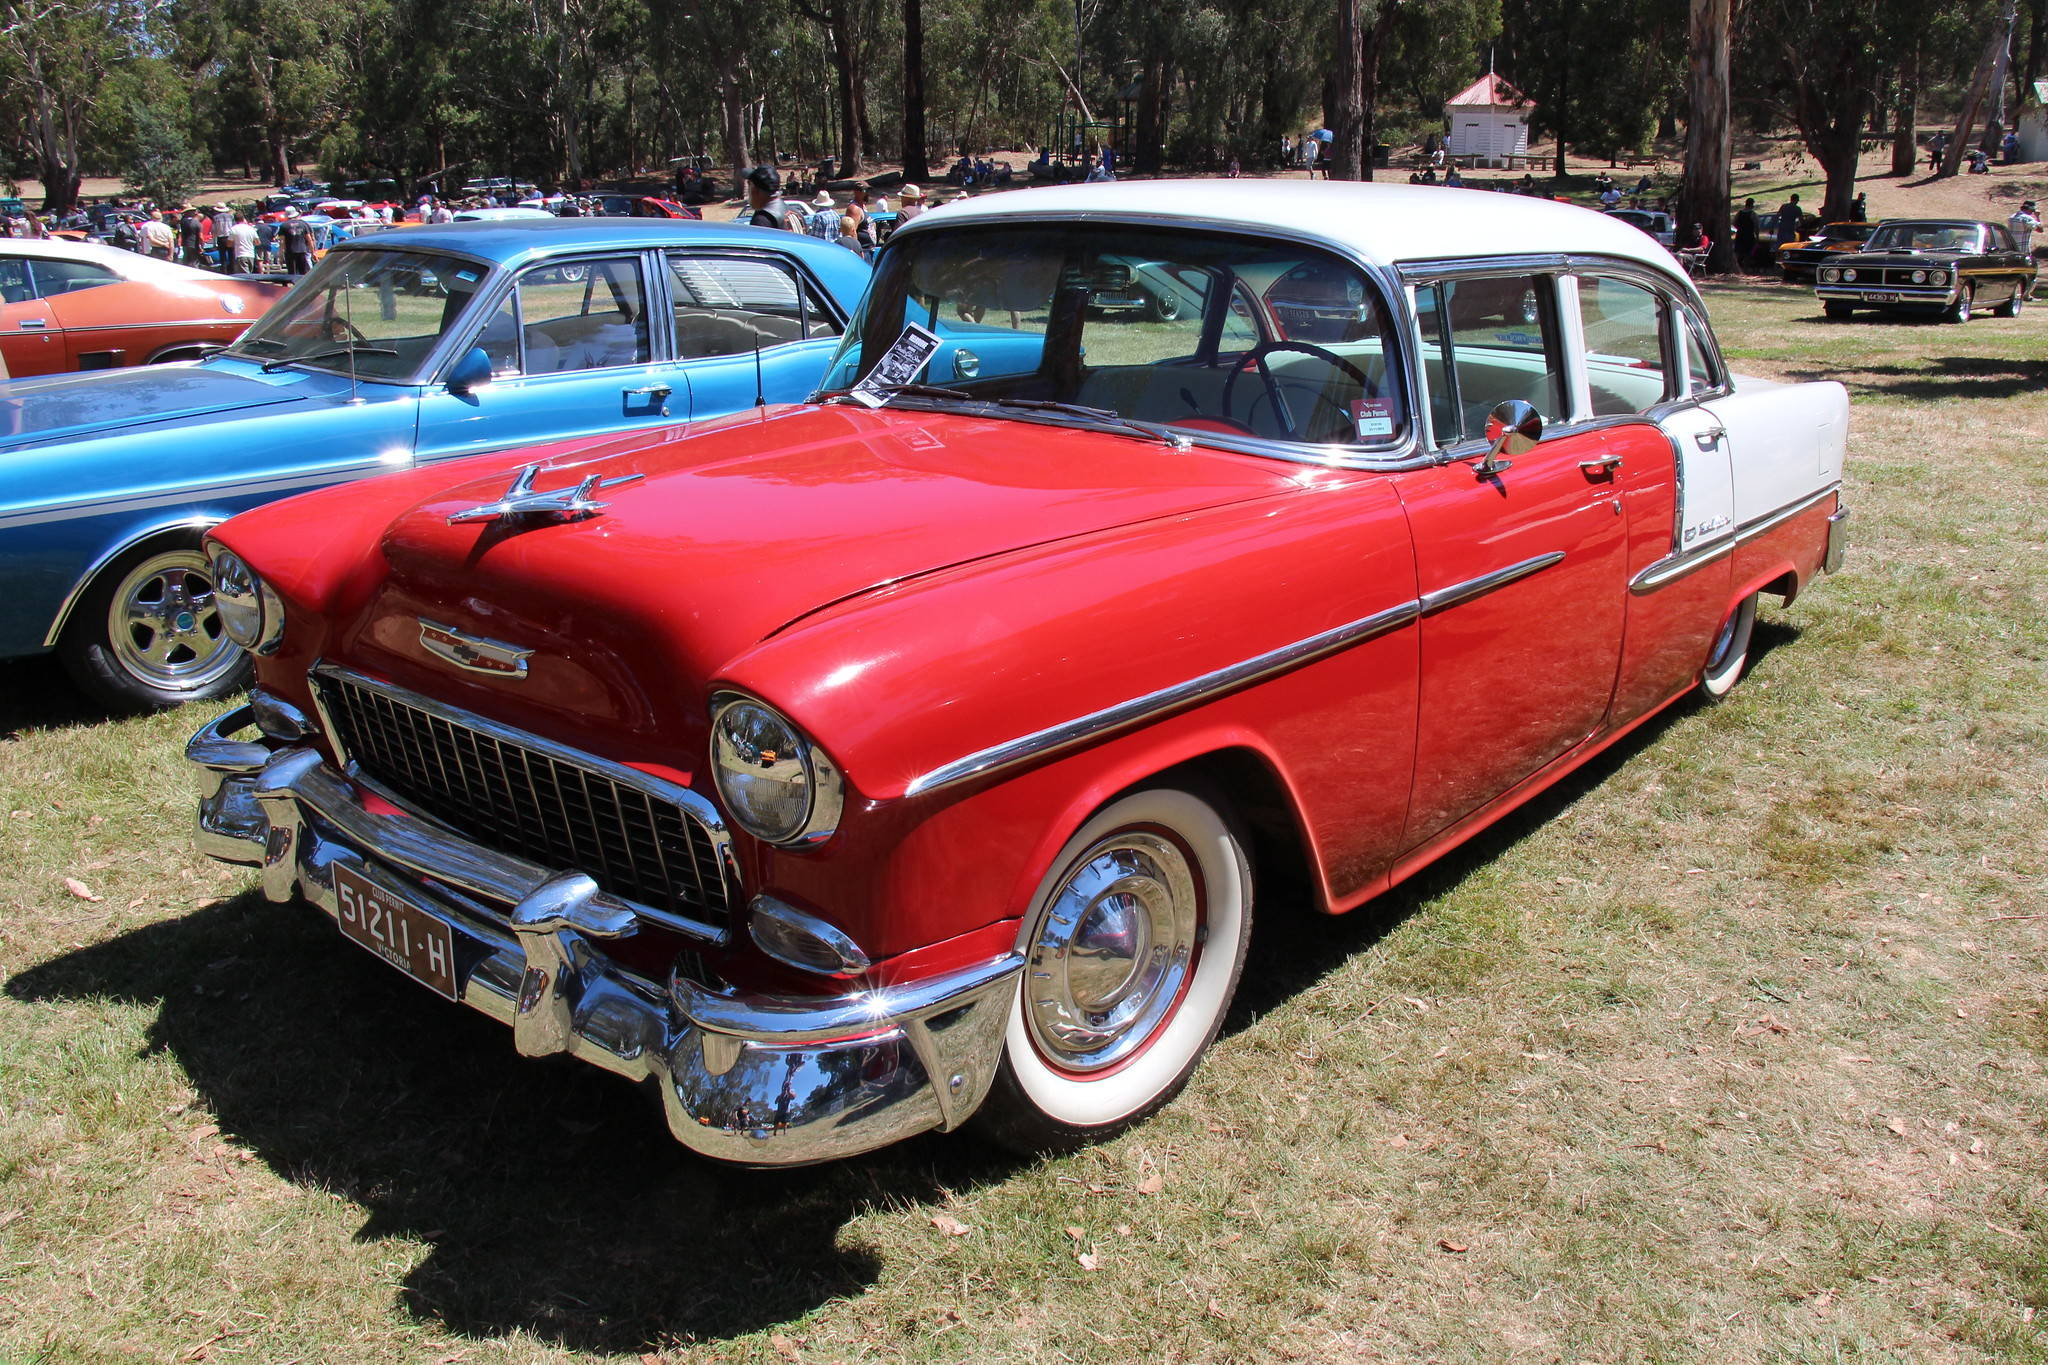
187,182,1849,1164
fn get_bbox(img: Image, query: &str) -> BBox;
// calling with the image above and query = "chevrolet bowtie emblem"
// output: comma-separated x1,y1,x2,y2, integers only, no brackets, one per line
446,463,644,526
418,620,533,679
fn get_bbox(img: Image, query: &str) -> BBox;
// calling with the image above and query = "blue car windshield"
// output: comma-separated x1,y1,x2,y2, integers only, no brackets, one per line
227,249,491,381
819,223,1408,450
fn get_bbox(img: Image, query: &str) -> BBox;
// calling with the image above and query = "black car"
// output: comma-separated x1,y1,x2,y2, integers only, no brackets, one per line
1814,219,2036,322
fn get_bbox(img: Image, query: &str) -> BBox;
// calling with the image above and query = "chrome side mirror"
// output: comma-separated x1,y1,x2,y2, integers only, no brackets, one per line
1475,399,1541,477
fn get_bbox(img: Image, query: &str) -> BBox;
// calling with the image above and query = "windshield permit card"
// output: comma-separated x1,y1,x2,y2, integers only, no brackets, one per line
849,323,942,407
1350,398,1395,440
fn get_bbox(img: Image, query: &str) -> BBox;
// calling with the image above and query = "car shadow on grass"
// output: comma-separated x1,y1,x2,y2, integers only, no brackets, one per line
0,655,115,736
7,891,1023,1352
1781,354,2048,402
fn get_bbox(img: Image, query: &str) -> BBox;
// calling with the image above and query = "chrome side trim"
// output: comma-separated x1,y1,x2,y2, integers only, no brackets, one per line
1629,484,1840,595
904,599,1421,797
310,662,734,942
1419,551,1566,615
905,551,1570,798
39,515,222,648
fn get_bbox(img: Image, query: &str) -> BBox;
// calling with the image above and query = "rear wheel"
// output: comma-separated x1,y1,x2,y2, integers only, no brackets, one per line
972,786,1252,1154
1700,593,1758,702
1994,286,2025,318
1947,283,1974,323
57,540,250,711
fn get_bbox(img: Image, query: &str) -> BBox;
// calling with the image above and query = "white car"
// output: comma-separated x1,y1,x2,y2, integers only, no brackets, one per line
450,206,556,223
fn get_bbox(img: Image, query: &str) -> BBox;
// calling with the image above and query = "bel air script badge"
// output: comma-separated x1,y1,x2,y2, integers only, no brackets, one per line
418,620,533,679
447,463,644,526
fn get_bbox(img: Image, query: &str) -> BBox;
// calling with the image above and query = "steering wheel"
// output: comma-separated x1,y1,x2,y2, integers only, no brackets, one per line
1221,340,1372,441
322,315,368,343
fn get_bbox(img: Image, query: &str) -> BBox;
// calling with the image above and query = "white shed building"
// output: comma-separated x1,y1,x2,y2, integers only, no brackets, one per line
1444,73,1533,168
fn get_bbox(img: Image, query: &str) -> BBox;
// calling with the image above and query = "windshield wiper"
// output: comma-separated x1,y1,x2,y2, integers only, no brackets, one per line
843,383,1191,448
260,343,399,373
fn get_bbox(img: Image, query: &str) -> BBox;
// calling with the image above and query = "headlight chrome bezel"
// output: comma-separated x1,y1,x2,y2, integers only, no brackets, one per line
708,691,844,847
207,543,286,655
1931,269,1950,286
1819,267,1840,283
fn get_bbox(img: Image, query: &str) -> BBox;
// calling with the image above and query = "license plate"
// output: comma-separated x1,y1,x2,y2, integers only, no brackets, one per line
334,863,458,1000
1863,291,1899,302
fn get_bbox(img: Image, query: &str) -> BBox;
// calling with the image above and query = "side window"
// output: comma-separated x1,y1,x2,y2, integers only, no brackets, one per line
1577,275,1671,416
667,254,835,357
1681,308,1722,395
1415,274,1564,445
28,259,120,297
513,257,650,375
0,258,32,305
474,293,522,376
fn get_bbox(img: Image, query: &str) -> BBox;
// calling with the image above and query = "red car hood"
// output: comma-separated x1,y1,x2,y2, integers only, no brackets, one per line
334,403,1305,749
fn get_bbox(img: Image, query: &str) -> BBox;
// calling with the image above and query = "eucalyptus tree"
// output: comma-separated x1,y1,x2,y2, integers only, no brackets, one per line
0,0,156,212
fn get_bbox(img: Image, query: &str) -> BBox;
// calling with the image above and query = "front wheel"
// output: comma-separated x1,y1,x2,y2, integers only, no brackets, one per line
1700,593,1757,702
1947,284,1974,323
972,786,1253,1154
57,540,250,711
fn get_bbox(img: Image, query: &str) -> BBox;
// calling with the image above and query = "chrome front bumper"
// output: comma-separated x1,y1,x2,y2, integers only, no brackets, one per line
1815,285,1955,307
188,702,1019,1166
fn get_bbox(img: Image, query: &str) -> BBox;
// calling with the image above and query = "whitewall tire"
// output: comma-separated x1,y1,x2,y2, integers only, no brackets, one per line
1700,593,1758,701
973,785,1252,1153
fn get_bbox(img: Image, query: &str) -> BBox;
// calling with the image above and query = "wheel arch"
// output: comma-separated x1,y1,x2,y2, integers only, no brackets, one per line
42,515,224,648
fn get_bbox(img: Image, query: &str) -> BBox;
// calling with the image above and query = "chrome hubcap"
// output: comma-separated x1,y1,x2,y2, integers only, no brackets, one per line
106,551,238,690
1025,831,1200,1073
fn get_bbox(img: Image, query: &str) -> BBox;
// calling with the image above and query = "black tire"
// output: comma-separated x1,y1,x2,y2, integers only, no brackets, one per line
1823,301,1854,320
1993,286,2024,319
1699,593,1757,702
1947,283,1974,323
971,785,1253,1155
56,537,251,711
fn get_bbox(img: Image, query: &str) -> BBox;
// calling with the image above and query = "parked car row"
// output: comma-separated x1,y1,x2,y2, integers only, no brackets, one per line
117,183,1851,1166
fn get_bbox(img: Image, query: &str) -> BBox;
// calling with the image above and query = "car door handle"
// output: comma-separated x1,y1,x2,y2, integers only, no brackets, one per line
1578,454,1624,478
624,384,672,399
1693,426,1726,449
18,319,44,330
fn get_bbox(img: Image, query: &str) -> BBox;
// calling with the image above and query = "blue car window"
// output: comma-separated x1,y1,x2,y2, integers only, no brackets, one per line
515,257,651,375
666,254,832,356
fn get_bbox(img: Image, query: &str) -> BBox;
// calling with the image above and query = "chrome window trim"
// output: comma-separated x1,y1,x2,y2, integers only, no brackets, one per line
860,212,1434,472
1628,484,1841,595
309,661,734,942
904,550,1568,798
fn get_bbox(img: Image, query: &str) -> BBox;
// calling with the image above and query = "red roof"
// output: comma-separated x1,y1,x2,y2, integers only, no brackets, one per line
1446,73,1533,110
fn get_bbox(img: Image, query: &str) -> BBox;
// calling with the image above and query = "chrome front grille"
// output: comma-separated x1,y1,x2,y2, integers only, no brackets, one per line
314,669,732,933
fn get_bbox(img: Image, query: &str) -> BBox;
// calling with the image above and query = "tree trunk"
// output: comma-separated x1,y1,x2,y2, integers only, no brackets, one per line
1942,16,2006,176
722,75,748,198
1678,0,1732,272
1891,43,1919,177
1357,1,1399,181
1814,109,1866,220
903,0,928,179
831,2,861,174
1135,58,1165,173
1330,0,1363,179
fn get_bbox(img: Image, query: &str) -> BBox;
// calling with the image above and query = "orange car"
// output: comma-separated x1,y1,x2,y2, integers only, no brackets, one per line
0,238,285,376
1775,221,1878,282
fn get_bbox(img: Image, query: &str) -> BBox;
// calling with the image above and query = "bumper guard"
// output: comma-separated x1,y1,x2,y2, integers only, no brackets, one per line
188,702,1019,1166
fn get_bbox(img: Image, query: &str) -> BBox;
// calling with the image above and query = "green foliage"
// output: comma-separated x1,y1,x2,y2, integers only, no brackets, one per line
121,100,205,204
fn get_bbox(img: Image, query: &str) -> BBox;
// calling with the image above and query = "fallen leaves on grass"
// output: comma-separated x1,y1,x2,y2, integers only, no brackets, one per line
62,876,101,902
929,1213,971,1237
1076,1251,1101,1271
1438,1238,1469,1254
1135,1173,1165,1196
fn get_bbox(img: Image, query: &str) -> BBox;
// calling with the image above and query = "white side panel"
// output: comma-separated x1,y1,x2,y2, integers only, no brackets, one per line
1704,375,1849,526
1657,407,1736,551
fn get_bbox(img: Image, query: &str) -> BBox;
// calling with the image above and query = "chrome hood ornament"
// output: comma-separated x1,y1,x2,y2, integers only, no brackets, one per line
418,619,534,679
447,463,645,526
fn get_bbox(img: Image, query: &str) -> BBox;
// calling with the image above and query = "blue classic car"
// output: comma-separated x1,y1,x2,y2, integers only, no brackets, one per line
0,219,869,708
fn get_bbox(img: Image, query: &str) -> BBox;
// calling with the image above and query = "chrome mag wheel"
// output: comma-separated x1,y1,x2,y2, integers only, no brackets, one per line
104,549,239,693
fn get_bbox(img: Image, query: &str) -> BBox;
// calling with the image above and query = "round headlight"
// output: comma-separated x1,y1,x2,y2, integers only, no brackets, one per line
1911,270,1927,284
1841,269,1856,282
1931,270,1949,286
208,545,285,654
709,693,843,846
1820,267,1839,283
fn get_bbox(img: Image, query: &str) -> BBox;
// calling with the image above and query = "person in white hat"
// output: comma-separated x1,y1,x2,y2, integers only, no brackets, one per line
802,190,839,241
897,183,926,225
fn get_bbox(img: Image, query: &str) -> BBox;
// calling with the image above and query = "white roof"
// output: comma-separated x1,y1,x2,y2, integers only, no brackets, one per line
0,235,218,284
904,179,1686,282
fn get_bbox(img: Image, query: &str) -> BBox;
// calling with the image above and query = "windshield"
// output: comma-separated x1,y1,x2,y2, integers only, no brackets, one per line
819,224,1406,450
1866,223,1984,253
227,248,492,381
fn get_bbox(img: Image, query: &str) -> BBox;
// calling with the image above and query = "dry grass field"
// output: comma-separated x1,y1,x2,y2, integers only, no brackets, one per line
0,271,2044,1364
